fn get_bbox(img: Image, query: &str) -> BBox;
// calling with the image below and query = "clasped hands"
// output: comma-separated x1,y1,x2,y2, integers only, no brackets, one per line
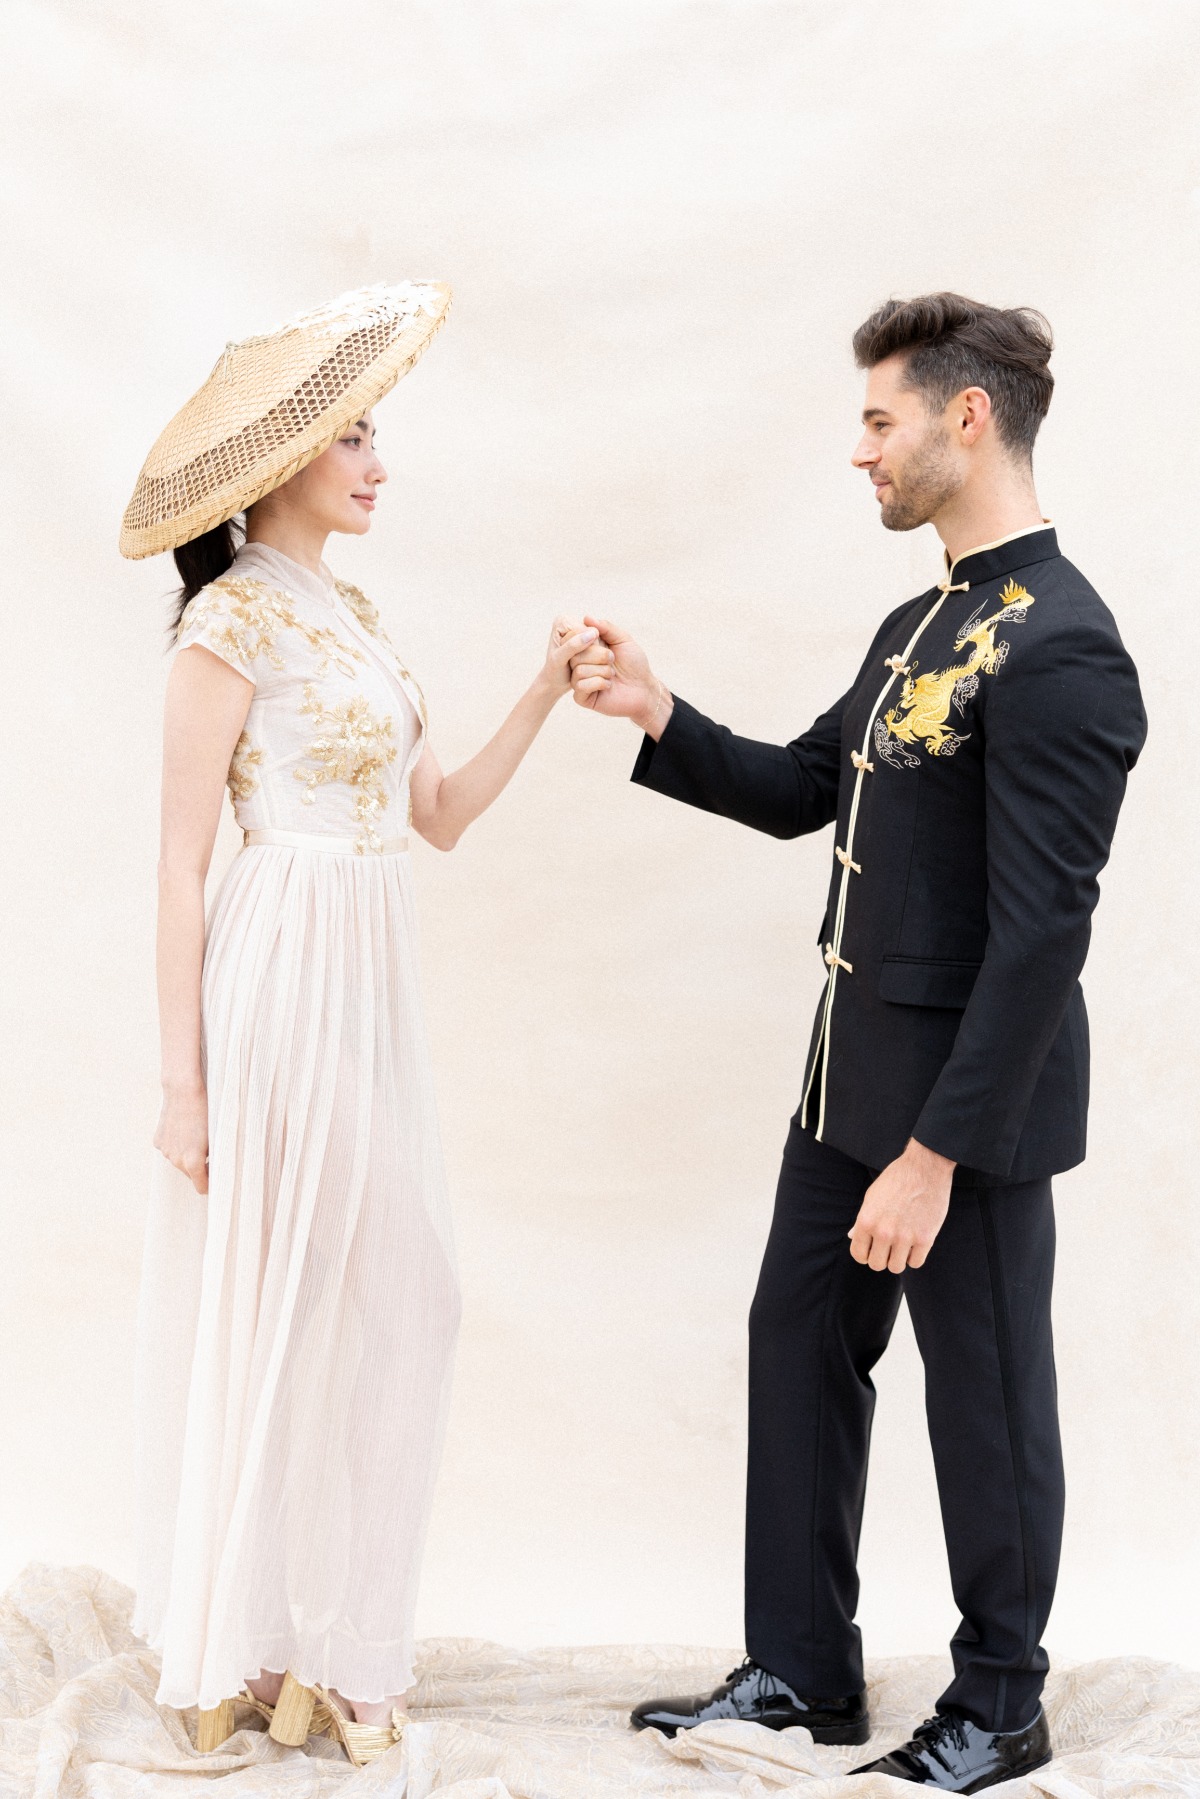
554,614,674,738
561,614,956,1273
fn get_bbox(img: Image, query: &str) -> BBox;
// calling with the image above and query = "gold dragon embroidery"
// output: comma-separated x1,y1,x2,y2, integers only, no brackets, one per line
875,579,1035,769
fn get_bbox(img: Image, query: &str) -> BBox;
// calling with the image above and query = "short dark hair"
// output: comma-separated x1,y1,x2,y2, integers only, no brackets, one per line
852,292,1054,457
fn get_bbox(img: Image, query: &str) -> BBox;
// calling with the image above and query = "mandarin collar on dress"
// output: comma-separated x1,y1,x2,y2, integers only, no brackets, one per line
233,540,338,608
943,520,1059,590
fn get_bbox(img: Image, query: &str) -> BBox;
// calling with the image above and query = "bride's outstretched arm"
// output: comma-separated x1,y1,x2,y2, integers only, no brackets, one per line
409,617,597,851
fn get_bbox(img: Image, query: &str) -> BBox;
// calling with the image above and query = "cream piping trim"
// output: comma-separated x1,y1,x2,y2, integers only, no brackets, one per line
800,587,950,1137
801,519,1054,1135
944,517,1054,581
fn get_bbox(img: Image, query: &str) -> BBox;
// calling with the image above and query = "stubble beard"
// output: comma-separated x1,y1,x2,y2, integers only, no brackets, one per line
878,423,964,533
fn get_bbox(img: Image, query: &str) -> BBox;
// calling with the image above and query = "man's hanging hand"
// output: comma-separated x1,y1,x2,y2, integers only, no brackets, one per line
848,1138,956,1272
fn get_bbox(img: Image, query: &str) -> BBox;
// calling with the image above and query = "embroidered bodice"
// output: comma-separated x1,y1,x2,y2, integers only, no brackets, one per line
175,541,426,851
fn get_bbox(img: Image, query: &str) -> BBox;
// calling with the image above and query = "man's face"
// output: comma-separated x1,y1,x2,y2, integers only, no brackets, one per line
852,353,965,531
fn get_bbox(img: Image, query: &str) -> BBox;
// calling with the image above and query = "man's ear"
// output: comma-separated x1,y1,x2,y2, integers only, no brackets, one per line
957,385,993,448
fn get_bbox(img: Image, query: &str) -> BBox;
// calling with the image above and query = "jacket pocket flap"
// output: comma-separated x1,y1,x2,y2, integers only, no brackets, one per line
879,956,982,1009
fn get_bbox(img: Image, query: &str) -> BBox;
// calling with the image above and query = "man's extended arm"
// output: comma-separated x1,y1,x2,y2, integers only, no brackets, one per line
631,694,846,839
572,612,898,840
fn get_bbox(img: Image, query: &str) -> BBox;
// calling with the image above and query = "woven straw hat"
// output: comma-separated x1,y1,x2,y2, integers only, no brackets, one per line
120,280,452,559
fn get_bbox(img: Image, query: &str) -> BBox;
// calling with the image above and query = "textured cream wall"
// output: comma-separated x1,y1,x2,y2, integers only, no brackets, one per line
2,0,1198,1673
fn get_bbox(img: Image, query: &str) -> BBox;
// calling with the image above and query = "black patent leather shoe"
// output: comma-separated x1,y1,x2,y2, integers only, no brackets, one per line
850,1707,1051,1790
630,1657,870,1743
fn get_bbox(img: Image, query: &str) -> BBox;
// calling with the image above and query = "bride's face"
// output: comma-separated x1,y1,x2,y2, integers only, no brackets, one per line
267,411,389,537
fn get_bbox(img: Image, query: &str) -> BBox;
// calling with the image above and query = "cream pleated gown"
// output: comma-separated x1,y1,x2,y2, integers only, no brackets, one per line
133,541,460,1710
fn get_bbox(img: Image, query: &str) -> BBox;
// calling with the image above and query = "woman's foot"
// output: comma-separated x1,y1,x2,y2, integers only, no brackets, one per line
353,1695,409,1727
330,1688,410,1728
246,1671,285,1707
320,1688,410,1765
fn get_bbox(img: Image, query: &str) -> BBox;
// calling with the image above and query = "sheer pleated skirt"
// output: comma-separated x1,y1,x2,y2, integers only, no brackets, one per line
133,844,460,1709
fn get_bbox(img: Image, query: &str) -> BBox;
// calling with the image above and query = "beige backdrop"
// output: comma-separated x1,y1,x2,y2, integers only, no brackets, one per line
2,0,1198,1676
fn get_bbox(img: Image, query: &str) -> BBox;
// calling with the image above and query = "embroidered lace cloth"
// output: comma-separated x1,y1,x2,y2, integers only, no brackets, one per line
3,1565,1199,1796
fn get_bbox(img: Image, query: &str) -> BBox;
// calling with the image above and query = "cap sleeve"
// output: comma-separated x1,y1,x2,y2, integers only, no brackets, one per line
174,576,284,685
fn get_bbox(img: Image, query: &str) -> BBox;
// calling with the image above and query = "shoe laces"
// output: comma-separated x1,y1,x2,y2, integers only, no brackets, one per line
911,1712,970,1770
723,1656,760,1685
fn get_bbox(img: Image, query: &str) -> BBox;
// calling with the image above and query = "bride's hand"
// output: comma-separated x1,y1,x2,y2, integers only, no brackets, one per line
154,1081,210,1195
539,617,600,697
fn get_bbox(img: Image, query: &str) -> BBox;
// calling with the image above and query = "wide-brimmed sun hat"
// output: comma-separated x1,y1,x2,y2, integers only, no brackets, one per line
119,280,452,559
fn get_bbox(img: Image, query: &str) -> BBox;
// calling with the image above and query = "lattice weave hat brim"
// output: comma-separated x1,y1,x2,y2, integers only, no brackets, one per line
119,281,452,559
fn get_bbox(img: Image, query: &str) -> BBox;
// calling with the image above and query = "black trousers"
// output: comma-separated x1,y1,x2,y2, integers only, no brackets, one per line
744,1118,1064,1733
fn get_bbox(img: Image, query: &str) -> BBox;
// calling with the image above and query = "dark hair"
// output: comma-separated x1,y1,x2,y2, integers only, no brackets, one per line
852,292,1054,458
168,516,245,637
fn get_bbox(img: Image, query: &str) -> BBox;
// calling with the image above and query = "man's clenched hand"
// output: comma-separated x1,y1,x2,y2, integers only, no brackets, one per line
848,1138,956,1272
569,616,674,739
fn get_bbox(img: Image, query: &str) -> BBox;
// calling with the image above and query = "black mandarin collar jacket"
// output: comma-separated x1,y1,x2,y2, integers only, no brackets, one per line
632,526,1147,1181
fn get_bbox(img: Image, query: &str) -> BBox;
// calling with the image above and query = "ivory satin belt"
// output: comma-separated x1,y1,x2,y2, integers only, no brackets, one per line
243,827,410,856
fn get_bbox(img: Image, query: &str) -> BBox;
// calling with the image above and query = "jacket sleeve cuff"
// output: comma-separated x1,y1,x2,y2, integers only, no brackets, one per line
629,694,693,794
911,1105,1020,1180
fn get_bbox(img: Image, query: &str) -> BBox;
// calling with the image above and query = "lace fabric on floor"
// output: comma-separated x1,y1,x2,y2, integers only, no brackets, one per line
3,1565,1200,1797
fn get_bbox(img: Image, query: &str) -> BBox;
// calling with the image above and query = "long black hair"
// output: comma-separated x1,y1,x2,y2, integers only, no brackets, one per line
168,515,245,636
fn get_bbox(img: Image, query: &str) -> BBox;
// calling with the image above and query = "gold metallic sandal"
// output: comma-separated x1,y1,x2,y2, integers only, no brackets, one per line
195,1689,274,1751
196,1700,238,1752
317,1688,406,1767
264,1672,335,1745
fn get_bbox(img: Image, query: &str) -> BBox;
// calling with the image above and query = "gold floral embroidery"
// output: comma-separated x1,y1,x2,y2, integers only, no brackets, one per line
335,580,384,637
179,577,365,679
227,731,263,802
294,684,398,852
876,580,1036,769
335,580,429,730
